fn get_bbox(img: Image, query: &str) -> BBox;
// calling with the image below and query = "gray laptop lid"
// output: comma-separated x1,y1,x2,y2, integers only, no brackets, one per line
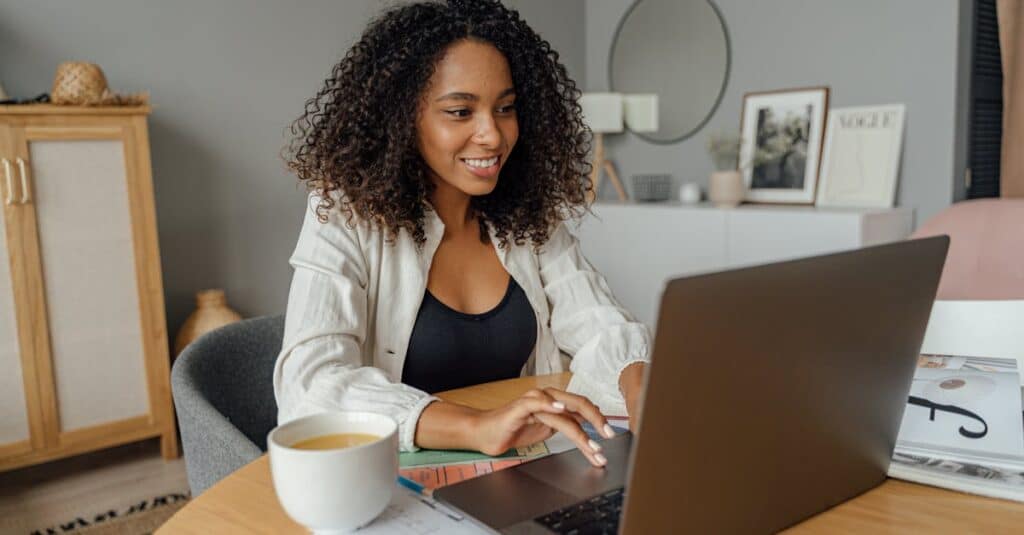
620,236,949,534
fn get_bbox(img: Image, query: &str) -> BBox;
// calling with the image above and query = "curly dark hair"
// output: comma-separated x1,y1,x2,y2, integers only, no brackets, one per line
284,0,592,248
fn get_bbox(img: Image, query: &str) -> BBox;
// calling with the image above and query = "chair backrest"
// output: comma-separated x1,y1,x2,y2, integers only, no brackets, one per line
171,314,284,494
910,199,1024,299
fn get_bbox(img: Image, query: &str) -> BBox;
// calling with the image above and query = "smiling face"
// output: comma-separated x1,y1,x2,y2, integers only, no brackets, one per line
416,39,519,198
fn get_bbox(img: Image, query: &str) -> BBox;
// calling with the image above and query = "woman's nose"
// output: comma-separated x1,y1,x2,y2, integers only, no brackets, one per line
473,114,502,147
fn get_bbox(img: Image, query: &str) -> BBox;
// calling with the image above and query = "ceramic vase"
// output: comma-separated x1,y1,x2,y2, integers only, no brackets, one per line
174,289,243,357
708,170,744,208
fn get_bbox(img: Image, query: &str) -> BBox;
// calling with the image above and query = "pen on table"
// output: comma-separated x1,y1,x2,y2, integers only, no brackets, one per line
396,475,464,520
397,475,428,495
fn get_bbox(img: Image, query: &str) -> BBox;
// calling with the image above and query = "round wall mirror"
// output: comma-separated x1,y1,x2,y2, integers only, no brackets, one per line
609,0,730,144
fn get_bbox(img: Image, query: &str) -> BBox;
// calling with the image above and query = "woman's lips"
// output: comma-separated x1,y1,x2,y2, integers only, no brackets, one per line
462,156,501,178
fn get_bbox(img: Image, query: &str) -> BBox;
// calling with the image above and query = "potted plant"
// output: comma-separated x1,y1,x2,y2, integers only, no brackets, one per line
706,132,744,207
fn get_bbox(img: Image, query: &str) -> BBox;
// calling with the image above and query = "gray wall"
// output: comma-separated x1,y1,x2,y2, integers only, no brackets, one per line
0,0,586,337
0,0,971,339
586,0,966,225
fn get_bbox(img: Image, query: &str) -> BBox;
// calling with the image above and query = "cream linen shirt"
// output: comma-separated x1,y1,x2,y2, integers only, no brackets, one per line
273,195,652,452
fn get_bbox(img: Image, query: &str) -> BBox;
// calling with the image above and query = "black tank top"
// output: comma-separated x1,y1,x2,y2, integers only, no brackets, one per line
401,277,537,394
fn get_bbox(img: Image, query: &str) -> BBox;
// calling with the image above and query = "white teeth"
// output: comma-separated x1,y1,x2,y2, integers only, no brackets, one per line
464,157,498,168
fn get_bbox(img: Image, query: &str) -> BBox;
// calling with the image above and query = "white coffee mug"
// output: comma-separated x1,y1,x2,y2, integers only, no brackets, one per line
268,411,399,534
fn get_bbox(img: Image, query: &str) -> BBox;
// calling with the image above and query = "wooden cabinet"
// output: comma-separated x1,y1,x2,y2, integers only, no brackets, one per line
0,105,178,471
574,201,914,329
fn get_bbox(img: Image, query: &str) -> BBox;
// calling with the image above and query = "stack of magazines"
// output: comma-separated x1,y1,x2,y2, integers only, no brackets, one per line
890,354,1024,501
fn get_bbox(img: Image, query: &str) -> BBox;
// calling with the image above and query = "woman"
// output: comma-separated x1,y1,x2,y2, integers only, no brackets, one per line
274,0,650,468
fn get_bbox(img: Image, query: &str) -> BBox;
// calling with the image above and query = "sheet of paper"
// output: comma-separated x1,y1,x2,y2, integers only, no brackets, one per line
357,487,487,534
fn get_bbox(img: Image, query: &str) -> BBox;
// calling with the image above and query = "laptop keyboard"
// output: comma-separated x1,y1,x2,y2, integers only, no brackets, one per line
533,487,624,534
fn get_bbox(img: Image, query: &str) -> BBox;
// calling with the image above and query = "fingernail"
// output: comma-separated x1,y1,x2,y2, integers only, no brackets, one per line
603,424,616,438
595,453,608,466
588,439,602,453
552,401,566,410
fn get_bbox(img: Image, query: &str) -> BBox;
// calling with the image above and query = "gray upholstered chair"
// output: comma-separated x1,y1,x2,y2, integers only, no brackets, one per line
171,314,284,495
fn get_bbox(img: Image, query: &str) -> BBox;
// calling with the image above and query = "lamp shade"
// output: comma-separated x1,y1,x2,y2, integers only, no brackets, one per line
580,92,624,133
623,94,659,133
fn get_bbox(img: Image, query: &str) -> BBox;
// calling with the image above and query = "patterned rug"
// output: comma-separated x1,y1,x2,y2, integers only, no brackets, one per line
28,493,190,535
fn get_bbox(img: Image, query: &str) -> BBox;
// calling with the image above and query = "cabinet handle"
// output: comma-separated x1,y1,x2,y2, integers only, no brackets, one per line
16,158,30,204
1,158,11,205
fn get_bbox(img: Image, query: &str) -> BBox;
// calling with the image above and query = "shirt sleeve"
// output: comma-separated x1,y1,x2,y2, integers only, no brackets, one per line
538,222,652,416
272,196,438,452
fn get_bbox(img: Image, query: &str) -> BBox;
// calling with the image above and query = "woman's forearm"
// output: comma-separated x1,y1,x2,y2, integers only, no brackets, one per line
413,400,482,450
619,362,648,430
618,361,647,401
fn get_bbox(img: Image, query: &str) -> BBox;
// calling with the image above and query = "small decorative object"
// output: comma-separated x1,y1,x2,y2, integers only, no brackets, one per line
816,104,906,208
708,170,744,208
678,181,702,204
631,174,671,202
50,61,149,106
0,93,49,105
174,289,243,357
739,87,829,204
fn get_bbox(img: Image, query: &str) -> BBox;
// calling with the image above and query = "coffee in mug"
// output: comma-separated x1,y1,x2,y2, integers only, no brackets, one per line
268,412,398,534
291,433,380,450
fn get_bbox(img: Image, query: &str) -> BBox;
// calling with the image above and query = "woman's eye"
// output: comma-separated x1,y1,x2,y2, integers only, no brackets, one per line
445,109,471,118
499,104,516,113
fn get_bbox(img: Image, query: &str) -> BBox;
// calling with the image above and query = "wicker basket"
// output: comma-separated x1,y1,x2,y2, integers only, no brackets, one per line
51,62,109,104
50,61,149,106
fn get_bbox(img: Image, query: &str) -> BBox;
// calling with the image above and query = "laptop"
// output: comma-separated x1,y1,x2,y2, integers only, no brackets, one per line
434,236,949,534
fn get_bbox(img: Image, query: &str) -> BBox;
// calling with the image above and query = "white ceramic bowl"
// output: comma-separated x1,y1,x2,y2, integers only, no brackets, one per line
268,411,398,534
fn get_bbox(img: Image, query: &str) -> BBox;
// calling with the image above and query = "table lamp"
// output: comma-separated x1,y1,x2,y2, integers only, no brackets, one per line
580,93,660,202
580,92,626,202
623,94,659,134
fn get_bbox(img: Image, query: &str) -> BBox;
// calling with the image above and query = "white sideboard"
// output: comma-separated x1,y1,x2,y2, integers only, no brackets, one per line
571,201,914,329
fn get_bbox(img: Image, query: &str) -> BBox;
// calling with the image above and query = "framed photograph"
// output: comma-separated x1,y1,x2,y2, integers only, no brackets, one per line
815,104,906,208
739,87,829,204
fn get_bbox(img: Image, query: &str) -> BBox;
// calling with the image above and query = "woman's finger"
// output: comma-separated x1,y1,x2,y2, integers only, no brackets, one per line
542,388,615,439
533,412,607,468
508,394,568,423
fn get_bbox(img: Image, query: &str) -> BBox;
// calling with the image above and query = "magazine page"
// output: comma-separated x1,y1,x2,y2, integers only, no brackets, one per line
893,354,1024,489
915,354,1019,374
889,451,1024,502
895,355,1024,465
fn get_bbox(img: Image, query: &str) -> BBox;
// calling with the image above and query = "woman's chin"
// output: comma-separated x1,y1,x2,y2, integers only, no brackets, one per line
460,177,500,197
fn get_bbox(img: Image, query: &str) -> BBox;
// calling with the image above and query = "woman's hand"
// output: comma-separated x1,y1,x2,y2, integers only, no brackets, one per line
470,388,615,467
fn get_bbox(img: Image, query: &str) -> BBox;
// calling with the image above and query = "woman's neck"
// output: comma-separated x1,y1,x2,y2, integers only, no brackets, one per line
429,177,476,237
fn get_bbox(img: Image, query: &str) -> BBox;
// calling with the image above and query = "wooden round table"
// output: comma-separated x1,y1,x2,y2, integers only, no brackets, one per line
158,373,1024,533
